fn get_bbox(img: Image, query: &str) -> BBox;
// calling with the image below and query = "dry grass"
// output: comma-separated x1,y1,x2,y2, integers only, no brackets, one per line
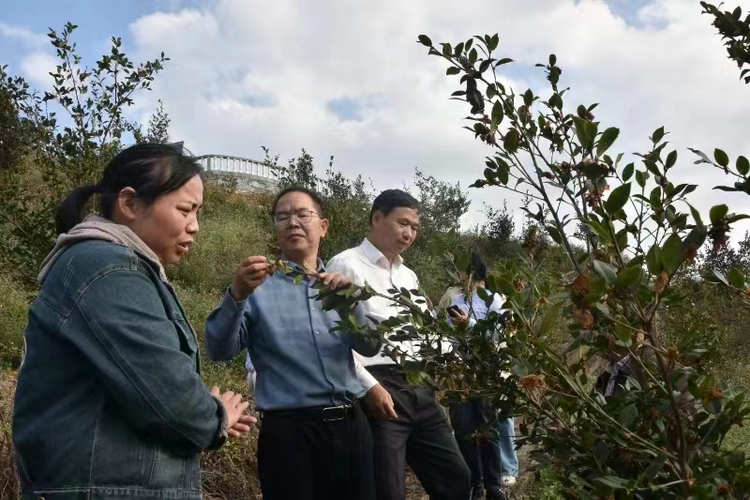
0,370,20,500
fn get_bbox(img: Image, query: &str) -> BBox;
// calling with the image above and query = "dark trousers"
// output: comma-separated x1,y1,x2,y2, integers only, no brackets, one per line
257,404,375,500
449,398,503,492
367,365,471,500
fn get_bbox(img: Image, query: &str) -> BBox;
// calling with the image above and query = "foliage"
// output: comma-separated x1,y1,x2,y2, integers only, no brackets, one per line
131,100,171,144
328,33,750,498
167,185,272,292
264,146,472,299
0,23,167,286
413,168,471,234
702,2,750,84
0,276,30,370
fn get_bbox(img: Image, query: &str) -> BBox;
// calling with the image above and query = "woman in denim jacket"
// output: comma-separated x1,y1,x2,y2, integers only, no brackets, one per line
13,144,255,499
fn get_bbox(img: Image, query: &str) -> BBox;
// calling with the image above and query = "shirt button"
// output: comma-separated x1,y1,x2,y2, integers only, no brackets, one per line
316,331,320,335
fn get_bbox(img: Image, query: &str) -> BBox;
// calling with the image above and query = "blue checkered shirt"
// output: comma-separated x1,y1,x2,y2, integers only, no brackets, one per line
205,261,374,410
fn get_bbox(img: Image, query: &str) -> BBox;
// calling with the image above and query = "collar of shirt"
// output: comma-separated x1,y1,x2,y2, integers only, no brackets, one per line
281,255,326,275
360,238,403,269
329,239,423,366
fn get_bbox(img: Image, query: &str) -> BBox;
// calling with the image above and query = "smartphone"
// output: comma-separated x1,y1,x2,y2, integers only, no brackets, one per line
447,305,462,317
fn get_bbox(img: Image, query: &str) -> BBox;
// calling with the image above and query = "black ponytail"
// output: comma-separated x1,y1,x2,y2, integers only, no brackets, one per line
55,185,101,234
54,143,202,235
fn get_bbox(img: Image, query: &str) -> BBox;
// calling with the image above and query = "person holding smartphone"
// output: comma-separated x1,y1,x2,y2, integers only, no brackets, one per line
446,252,516,500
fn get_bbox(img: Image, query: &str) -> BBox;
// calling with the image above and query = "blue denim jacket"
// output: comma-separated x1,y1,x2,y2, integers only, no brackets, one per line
13,241,226,499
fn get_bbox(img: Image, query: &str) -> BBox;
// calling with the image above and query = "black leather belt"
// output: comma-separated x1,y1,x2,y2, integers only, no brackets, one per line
261,400,361,422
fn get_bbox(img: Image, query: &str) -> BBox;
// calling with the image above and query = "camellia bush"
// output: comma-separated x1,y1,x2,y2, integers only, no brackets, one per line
303,31,750,500
410,32,750,498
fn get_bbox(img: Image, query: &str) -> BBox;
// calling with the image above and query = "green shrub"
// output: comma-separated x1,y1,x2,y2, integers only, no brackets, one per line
0,276,31,369
169,185,273,293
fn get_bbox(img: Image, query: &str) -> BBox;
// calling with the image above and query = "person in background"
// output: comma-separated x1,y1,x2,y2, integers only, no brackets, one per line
436,273,464,313
205,186,380,500
327,189,471,500
447,252,518,499
13,144,254,500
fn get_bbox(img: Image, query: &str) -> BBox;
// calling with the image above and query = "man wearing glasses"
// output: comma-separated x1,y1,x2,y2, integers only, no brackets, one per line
205,187,380,500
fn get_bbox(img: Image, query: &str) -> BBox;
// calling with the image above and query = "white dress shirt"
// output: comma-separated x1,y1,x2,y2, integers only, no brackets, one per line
450,288,504,328
327,238,429,390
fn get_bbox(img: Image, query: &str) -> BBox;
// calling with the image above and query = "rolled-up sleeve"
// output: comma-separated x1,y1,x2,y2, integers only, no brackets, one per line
205,289,250,362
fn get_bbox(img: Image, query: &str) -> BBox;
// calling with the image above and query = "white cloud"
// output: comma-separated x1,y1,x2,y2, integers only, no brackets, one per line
0,22,47,47
19,51,57,89
124,0,750,235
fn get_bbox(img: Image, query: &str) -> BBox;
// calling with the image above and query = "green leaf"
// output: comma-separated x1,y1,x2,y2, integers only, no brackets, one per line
487,275,515,296
539,301,564,335
585,121,598,147
594,475,629,490
572,116,593,149
649,186,662,207
546,225,563,244
727,214,750,223
709,204,729,224
661,233,683,275
523,89,534,107
596,127,619,157
503,129,520,154
604,183,631,214
616,266,642,289
643,457,667,481
737,156,750,176
627,255,644,268
616,228,628,250
622,163,634,182
497,165,509,185
615,324,633,347
618,404,638,428
729,267,747,288
446,66,460,75
665,150,678,169
594,440,609,466
418,34,432,47
652,126,665,144
685,202,703,226
593,260,617,285
488,34,499,52
491,100,504,129
635,170,646,188
683,225,707,250
714,148,729,168
644,160,661,176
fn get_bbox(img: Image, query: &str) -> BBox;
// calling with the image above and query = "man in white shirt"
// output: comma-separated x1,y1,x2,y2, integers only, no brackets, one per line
327,189,471,500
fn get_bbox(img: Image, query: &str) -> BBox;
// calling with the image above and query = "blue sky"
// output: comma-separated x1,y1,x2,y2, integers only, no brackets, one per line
2,0,750,230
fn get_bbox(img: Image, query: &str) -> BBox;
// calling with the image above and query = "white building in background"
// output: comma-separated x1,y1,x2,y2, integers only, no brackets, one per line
196,153,279,192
